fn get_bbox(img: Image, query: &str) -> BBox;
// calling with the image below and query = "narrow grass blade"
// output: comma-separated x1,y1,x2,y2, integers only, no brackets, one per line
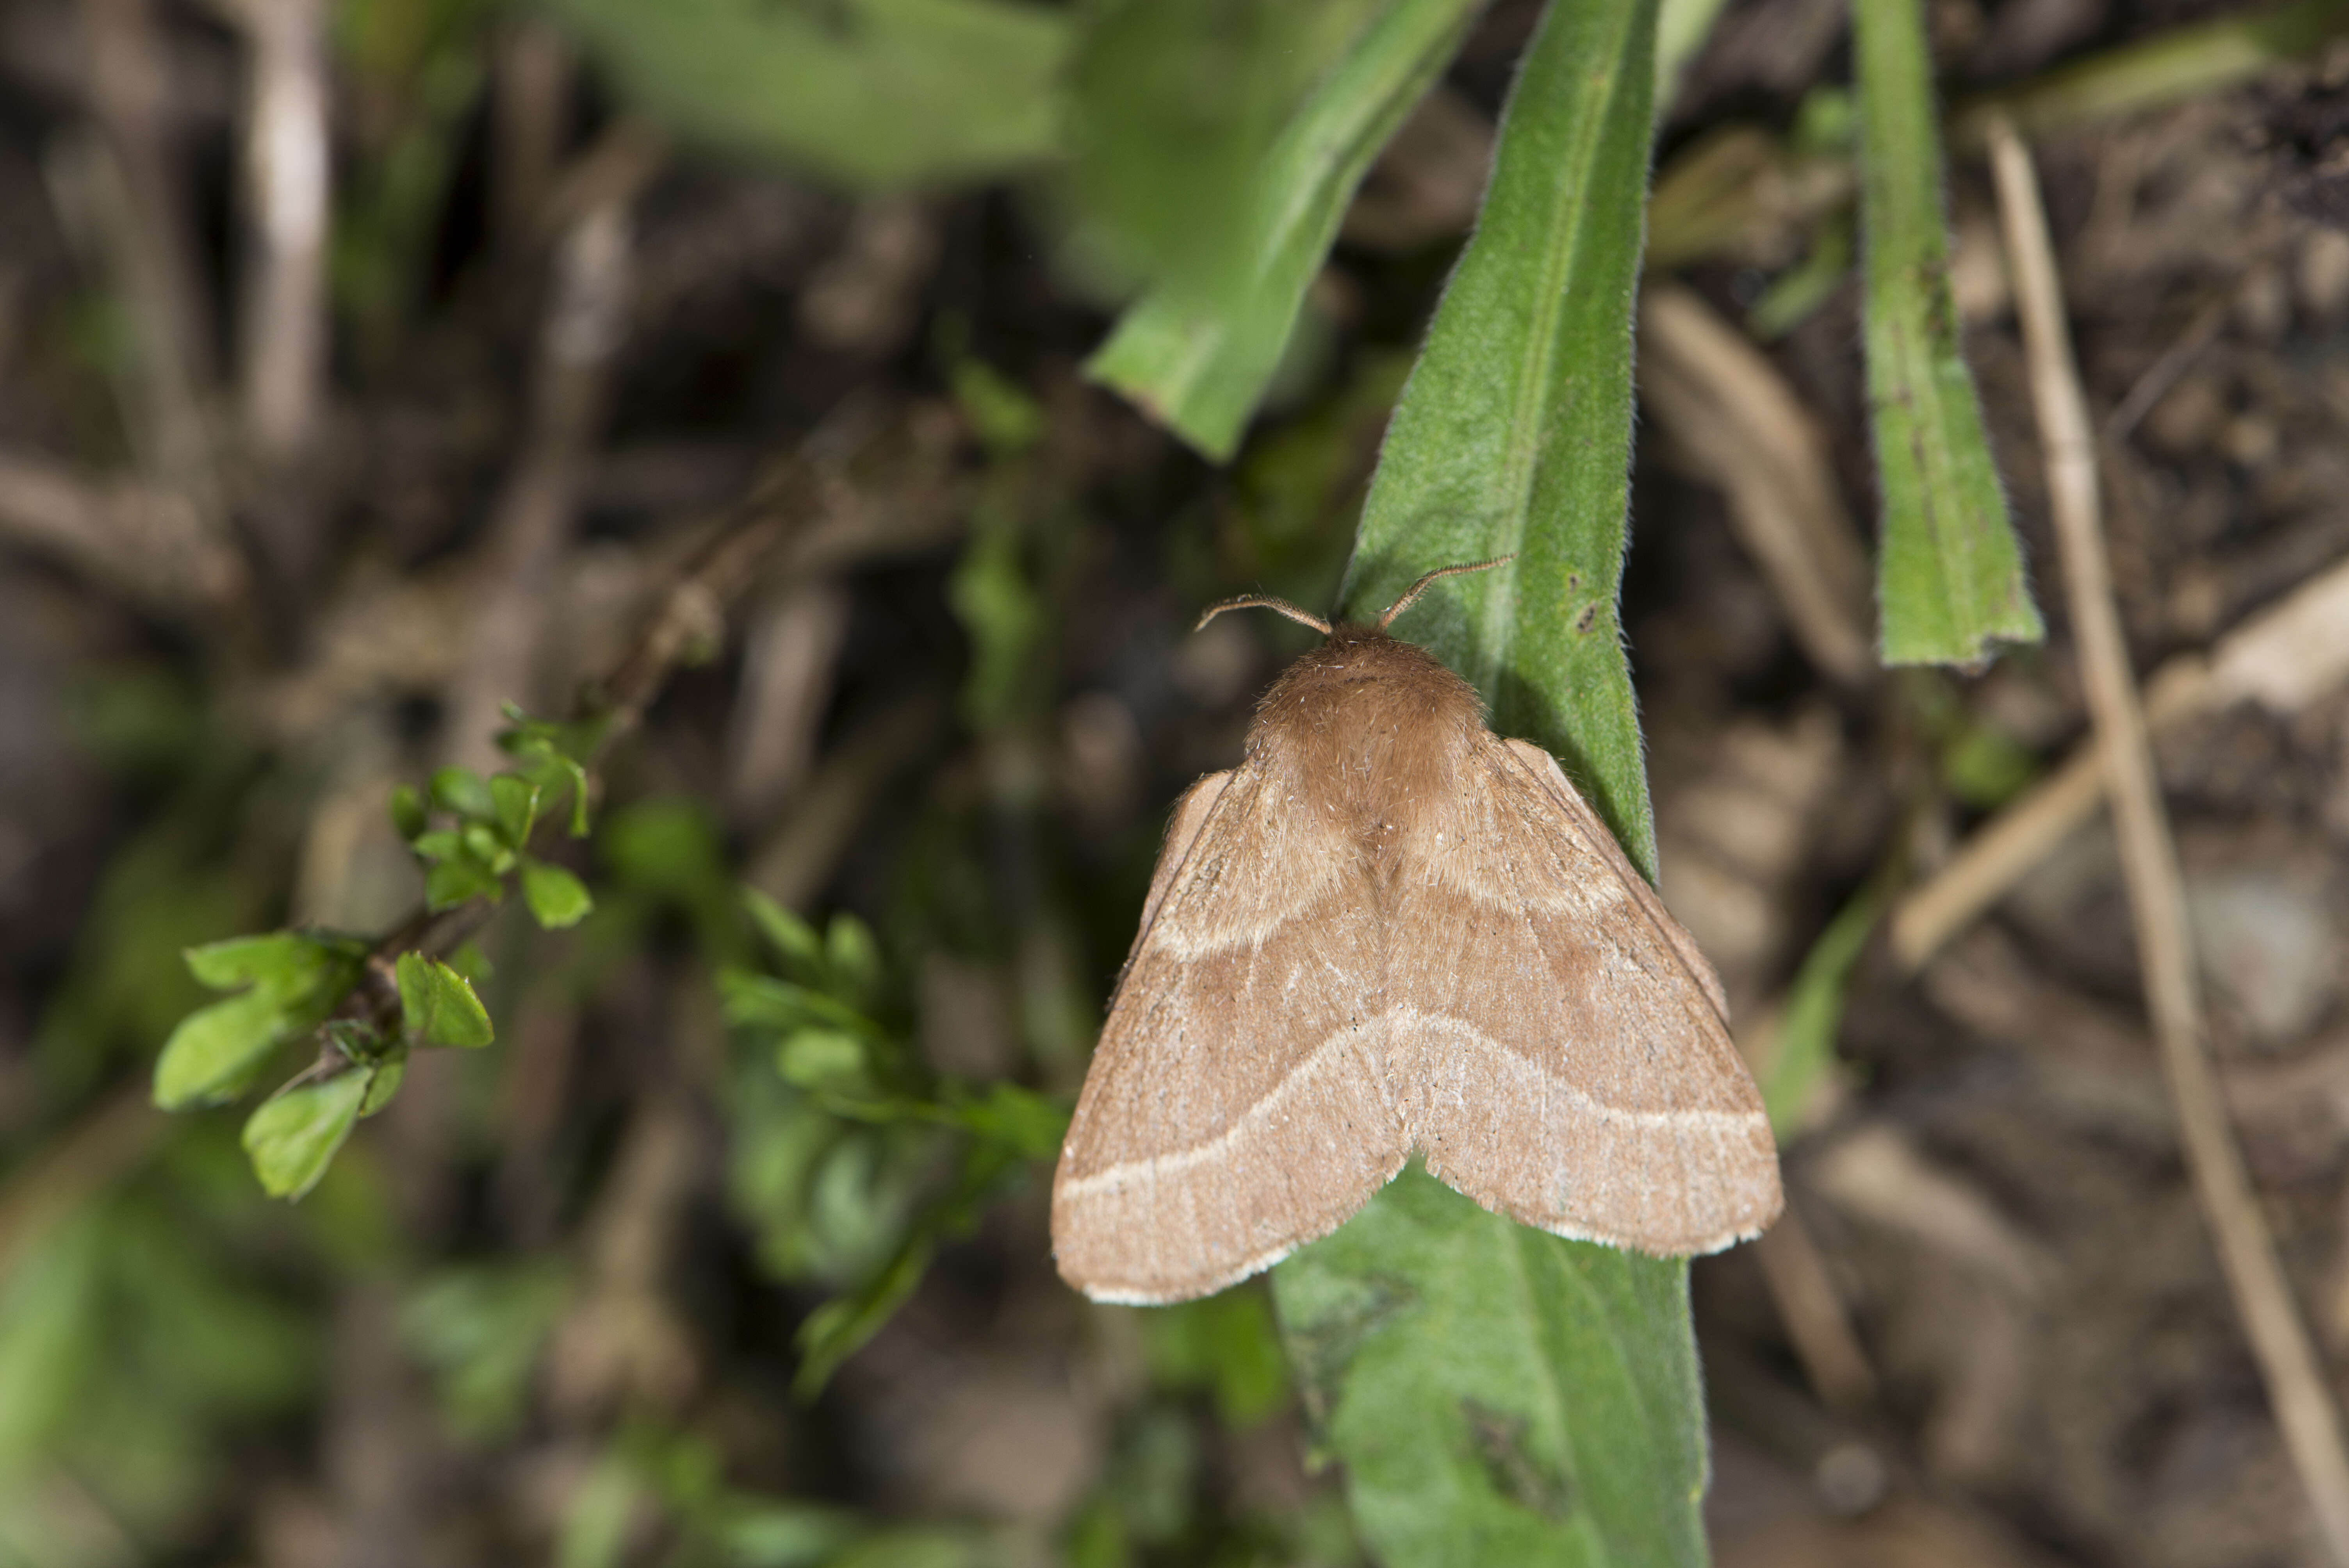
1759,878,1892,1135
1087,0,1482,462
1337,0,1663,874
1856,0,2044,666
1275,6,1711,1566
1952,0,2349,148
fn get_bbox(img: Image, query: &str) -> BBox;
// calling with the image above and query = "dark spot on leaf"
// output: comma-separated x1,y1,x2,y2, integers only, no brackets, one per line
1281,1272,1417,1444
1574,603,1599,636
1463,1399,1576,1521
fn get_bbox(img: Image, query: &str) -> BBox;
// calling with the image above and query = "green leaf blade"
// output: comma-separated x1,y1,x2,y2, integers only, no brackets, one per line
1856,0,2044,666
153,990,293,1110
521,859,594,930
1275,1171,1706,1568
157,934,364,1108
1338,0,1663,876
242,1071,372,1199
1086,0,1483,461
1275,6,1715,1564
396,952,495,1049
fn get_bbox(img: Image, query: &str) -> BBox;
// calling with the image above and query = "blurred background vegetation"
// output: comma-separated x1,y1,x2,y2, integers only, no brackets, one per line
9,0,2349,1564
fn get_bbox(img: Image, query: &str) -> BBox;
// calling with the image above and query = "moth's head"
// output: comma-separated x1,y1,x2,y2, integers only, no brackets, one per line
1192,555,1515,643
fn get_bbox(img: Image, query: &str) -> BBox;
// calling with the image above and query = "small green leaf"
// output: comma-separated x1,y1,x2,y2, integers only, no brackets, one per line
1087,0,1481,460
489,774,541,848
947,534,1041,725
242,1071,371,1199
1855,0,2044,666
779,1030,869,1090
154,990,292,1109
562,759,592,836
520,859,593,929
949,358,1044,454
158,934,364,1108
721,971,877,1036
389,782,429,841
430,766,497,821
396,952,495,1049
943,1083,1071,1162
746,889,825,975
825,916,884,1004
358,1055,407,1117
183,931,346,993
461,821,511,871
412,829,461,861
425,853,504,912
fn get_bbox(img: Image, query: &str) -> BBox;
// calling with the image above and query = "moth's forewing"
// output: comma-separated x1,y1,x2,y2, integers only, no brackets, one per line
1385,736,1780,1254
1051,762,1407,1304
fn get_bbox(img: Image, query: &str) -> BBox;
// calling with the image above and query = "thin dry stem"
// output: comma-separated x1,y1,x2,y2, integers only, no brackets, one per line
1752,1208,1879,1412
1639,285,1872,683
0,446,246,611
2104,292,2227,444
491,14,573,253
443,185,643,775
1990,112,2349,1563
229,0,329,466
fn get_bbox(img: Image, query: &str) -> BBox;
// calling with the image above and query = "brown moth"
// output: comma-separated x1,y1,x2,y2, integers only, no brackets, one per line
1050,558,1782,1304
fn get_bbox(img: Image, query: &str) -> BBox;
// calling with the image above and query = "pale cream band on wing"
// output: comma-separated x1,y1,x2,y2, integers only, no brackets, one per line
1059,1006,1764,1202
1055,1018,1393,1198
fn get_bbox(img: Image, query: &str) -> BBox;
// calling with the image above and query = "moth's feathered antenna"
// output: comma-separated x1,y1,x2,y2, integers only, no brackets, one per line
1196,595,1331,636
1375,554,1517,633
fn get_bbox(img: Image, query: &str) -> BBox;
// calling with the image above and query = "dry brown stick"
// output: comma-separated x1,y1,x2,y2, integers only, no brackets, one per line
0,446,246,612
224,0,329,466
1989,112,2349,1563
443,185,642,775
1638,284,1873,683
1752,1208,1880,1413
491,14,574,255
2104,292,2228,444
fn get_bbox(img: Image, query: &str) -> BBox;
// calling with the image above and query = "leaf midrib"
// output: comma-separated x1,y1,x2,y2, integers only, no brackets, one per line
1476,2,1645,690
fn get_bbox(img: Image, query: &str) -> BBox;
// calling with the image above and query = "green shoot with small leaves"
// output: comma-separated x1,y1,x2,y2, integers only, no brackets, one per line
720,891,1069,1396
150,707,604,1200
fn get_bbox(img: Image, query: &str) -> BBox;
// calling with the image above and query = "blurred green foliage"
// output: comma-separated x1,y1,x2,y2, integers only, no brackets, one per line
721,892,1068,1395
1084,0,1479,458
544,0,1071,187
